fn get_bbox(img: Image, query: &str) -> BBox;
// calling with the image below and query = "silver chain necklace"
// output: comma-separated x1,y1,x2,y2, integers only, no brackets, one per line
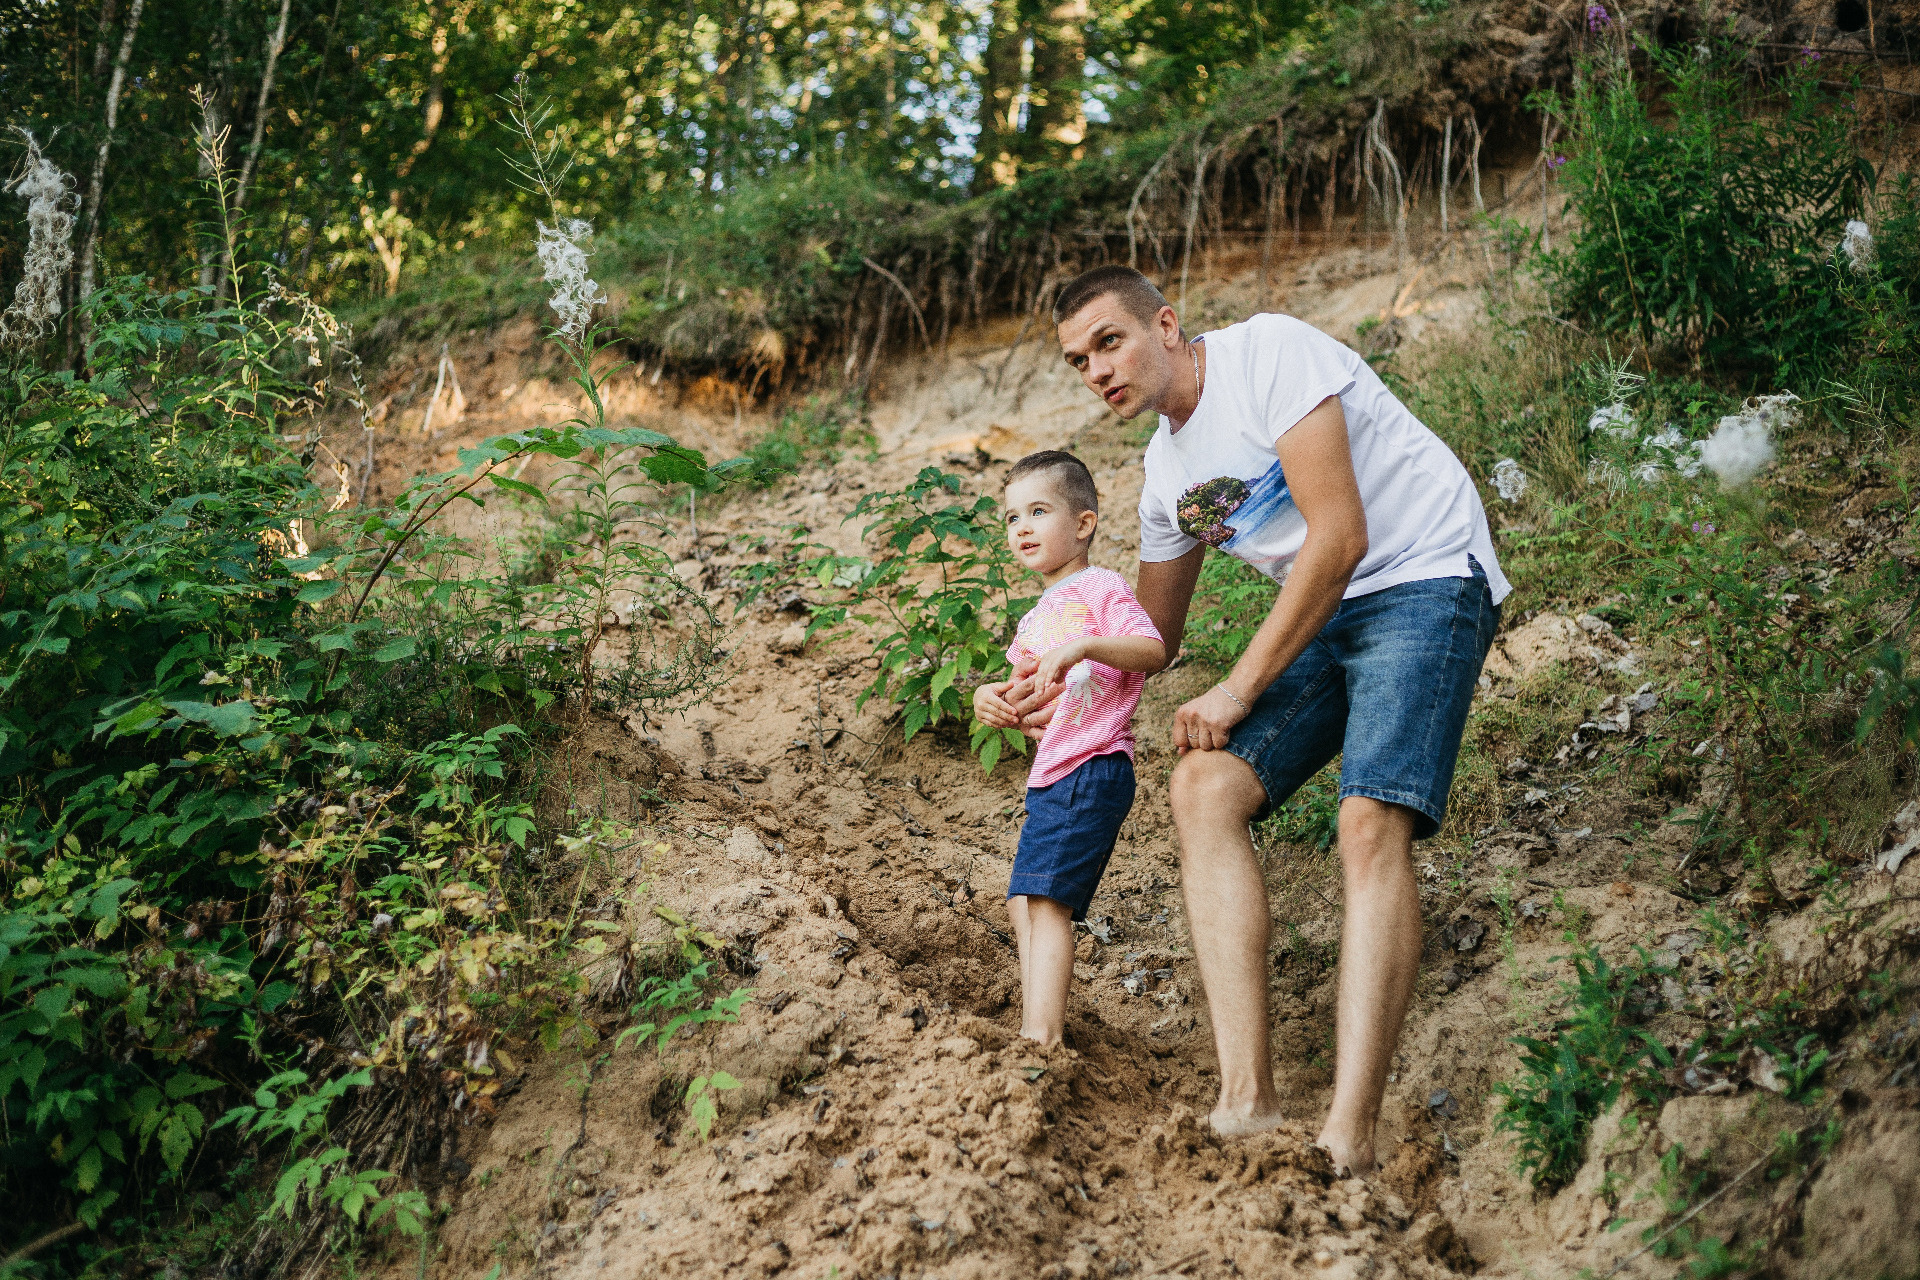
1190,340,1204,404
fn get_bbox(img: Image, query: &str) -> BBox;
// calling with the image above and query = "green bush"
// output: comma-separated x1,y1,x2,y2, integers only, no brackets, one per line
0,270,743,1263
1183,550,1278,667
1494,947,1666,1189
1542,38,1872,376
745,467,1037,770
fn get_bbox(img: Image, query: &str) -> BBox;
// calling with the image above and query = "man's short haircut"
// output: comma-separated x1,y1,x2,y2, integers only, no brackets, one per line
1005,449,1100,518
1052,264,1172,328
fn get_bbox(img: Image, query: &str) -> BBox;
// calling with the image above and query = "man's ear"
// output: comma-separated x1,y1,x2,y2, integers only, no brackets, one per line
1157,304,1182,348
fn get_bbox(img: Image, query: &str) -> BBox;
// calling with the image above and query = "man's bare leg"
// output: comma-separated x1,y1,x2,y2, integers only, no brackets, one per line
1168,750,1286,1134
1008,894,1076,1046
1317,796,1421,1176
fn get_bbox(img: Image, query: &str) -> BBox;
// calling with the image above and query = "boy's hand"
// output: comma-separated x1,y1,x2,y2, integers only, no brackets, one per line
1033,639,1089,691
973,679,1020,729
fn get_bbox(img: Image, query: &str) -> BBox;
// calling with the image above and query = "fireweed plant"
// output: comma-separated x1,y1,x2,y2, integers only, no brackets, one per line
0,103,748,1272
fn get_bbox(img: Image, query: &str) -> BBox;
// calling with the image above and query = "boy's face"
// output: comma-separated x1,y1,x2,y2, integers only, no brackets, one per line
1005,474,1097,577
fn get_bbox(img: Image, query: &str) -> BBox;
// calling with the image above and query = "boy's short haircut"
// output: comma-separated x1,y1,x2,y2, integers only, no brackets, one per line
1006,450,1100,518
1052,264,1172,329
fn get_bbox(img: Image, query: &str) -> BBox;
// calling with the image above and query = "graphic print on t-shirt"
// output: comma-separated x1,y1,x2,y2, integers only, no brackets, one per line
1013,596,1107,722
1173,458,1306,578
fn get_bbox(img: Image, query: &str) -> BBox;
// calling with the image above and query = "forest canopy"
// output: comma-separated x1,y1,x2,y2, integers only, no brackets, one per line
1,0,1326,305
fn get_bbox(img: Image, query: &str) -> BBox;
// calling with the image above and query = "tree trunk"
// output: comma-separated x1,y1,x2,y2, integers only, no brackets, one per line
1025,0,1086,151
973,0,1025,193
75,0,146,313
234,0,292,211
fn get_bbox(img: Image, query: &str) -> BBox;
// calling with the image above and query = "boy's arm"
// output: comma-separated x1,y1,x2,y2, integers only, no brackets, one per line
1032,635,1166,689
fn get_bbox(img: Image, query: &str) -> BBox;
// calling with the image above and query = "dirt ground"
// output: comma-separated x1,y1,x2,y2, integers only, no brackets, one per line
336,233,1920,1280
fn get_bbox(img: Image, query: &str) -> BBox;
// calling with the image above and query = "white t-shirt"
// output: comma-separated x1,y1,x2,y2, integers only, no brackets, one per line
1137,313,1511,604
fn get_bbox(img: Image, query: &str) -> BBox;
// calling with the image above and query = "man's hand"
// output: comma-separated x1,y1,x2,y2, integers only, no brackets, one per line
1173,684,1252,754
973,679,1021,729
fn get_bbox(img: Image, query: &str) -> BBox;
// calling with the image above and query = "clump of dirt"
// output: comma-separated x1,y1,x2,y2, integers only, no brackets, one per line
431,804,1467,1280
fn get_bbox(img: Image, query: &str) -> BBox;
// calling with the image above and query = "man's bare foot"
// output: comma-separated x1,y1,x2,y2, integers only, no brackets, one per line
1208,1105,1289,1138
1315,1131,1375,1177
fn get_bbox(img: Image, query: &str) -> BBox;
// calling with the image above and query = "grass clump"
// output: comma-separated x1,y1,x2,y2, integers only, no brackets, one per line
741,394,870,486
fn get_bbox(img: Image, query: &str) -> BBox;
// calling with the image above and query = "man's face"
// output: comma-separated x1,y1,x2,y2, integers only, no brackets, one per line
1057,296,1180,420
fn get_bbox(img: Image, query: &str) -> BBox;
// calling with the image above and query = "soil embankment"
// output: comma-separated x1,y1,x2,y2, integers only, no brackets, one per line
345,235,1920,1279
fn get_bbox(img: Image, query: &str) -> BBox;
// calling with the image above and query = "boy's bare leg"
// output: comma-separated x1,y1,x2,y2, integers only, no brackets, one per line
1009,894,1075,1046
1167,750,1286,1134
1317,796,1420,1177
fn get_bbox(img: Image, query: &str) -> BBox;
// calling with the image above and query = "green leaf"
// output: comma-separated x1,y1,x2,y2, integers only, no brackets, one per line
978,732,1003,773
297,579,344,604
638,445,712,487
372,636,418,663
165,1072,223,1100
74,1142,104,1191
486,475,546,500
158,1107,202,1171
165,699,258,736
929,660,959,705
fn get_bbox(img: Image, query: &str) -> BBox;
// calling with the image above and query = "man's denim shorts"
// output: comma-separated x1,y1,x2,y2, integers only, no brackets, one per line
1224,557,1499,840
1009,751,1136,920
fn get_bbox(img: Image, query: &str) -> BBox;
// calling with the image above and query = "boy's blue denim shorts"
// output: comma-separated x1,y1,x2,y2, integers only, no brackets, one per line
1009,751,1136,921
1224,557,1500,840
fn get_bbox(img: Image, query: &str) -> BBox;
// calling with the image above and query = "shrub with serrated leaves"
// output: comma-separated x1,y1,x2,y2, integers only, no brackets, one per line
744,467,1037,770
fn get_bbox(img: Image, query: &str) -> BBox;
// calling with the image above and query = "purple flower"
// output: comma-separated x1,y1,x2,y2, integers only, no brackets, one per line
1691,521,1717,534
1585,4,1611,31
1547,155,1568,171
1800,46,1821,62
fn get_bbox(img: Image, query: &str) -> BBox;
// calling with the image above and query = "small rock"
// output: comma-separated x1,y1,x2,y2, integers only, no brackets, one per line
725,826,769,864
1439,966,1466,993
1427,1088,1460,1120
1407,1212,1457,1259
769,622,808,655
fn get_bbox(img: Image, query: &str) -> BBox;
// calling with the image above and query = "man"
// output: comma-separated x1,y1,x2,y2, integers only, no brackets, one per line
1031,264,1508,1175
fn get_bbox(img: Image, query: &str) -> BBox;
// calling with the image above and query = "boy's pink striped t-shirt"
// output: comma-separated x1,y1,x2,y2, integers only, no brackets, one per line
1007,566,1163,789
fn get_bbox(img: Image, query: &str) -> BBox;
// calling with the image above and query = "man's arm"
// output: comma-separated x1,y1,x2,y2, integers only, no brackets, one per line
1172,395,1367,753
1134,547,1206,672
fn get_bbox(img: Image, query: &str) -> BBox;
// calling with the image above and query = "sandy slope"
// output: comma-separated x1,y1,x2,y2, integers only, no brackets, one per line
341,236,1920,1280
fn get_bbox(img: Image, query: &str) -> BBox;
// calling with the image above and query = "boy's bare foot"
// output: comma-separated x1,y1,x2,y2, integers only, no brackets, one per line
1207,1104,1288,1138
1314,1130,1375,1178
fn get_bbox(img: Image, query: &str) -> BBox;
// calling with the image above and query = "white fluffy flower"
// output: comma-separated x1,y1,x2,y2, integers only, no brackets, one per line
1492,458,1529,503
1838,220,1875,273
1634,424,1703,481
0,131,78,347
536,217,608,342
1696,393,1796,488
1587,402,1636,439
1586,457,1629,491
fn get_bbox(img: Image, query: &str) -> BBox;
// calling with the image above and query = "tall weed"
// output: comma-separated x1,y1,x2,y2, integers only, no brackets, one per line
1542,38,1875,376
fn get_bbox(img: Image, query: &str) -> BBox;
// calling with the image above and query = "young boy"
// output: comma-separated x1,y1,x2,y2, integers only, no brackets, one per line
975,450,1166,1047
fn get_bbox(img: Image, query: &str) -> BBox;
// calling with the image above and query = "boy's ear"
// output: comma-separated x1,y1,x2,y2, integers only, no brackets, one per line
1076,509,1099,544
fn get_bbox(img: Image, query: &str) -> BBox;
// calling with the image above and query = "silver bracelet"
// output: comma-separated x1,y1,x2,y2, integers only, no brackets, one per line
1216,683,1249,713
